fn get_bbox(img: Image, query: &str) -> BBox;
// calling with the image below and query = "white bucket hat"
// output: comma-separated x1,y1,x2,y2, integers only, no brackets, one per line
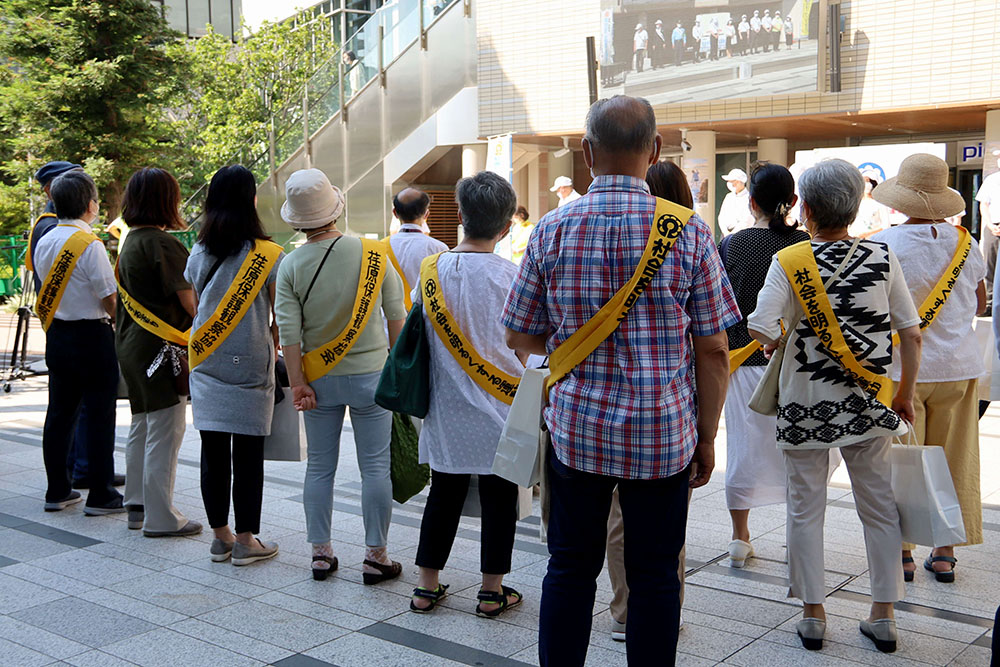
721,168,748,183
280,168,346,230
550,175,574,192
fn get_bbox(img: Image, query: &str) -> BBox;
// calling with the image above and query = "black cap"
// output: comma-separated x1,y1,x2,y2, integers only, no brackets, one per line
34,161,83,187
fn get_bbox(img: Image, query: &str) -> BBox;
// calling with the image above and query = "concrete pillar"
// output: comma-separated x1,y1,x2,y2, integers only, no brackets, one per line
757,138,789,166
685,130,717,234
461,144,487,177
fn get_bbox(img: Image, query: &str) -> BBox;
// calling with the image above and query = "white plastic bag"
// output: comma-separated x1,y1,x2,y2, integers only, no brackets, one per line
492,367,550,487
264,386,307,461
891,443,966,548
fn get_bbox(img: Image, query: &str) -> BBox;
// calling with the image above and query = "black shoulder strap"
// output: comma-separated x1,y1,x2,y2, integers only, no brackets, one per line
201,256,225,292
718,233,732,267
303,236,343,305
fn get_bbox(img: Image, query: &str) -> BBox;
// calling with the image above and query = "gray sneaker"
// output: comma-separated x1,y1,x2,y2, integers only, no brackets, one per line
231,538,278,566
210,539,235,562
144,520,203,538
127,508,144,530
44,491,82,512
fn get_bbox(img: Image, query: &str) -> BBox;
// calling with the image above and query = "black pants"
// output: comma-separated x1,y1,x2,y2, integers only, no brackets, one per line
673,42,683,66
415,471,518,575
200,431,265,534
43,320,119,506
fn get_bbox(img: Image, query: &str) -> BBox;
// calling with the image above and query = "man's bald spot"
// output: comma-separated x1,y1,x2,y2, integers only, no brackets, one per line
393,187,431,223
584,95,658,155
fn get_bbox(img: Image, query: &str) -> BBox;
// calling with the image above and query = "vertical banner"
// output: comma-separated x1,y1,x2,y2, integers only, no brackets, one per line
486,134,513,183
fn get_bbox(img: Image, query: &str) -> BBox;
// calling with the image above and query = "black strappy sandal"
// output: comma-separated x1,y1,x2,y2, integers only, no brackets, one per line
924,554,957,583
312,555,339,581
475,586,523,618
902,556,915,582
410,584,449,613
363,559,402,585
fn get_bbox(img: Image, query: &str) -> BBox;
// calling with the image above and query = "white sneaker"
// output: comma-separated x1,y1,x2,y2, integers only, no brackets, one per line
729,539,754,568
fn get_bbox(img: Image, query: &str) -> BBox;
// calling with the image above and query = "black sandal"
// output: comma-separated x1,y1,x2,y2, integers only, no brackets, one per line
363,559,402,585
475,585,522,618
410,584,449,613
902,556,915,582
312,555,339,581
924,554,957,583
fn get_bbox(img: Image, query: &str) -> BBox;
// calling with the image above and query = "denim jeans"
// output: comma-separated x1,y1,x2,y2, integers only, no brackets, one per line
539,448,690,667
302,371,393,547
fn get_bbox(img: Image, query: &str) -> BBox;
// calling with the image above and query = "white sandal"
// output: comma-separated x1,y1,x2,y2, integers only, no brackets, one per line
728,539,754,568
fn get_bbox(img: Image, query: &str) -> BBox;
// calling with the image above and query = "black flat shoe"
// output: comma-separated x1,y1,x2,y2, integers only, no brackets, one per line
924,554,957,583
312,555,338,581
902,556,914,582
362,559,401,585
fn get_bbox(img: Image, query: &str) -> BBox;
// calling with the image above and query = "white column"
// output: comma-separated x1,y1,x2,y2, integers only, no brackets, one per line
685,130,717,234
757,138,789,166
461,144,487,177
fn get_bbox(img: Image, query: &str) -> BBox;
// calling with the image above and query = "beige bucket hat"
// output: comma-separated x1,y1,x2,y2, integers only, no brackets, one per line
280,168,346,230
872,153,965,220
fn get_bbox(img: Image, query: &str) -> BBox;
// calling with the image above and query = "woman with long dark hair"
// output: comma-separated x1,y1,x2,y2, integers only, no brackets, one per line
185,165,284,566
116,168,201,537
720,163,810,569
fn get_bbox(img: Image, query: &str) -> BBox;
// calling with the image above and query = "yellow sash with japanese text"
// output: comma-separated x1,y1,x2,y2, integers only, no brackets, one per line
383,239,412,310
891,225,972,346
729,341,761,374
115,263,190,347
420,252,520,404
188,240,283,369
35,229,99,331
302,239,387,383
25,212,58,273
546,197,692,392
777,241,892,407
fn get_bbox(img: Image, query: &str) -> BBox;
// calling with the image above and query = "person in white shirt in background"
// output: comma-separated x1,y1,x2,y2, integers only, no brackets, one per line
632,23,648,72
738,15,750,55
850,172,890,239
387,188,448,304
691,20,703,62
760,11,772,52
718,168,754,235
977,149,1000,314
550,175,582,207
750,11,762,53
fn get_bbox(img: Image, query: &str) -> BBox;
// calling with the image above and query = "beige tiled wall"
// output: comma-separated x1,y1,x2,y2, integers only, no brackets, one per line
478,0,1000,135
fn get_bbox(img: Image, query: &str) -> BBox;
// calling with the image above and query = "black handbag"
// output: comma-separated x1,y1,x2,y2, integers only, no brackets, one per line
375,302,430,417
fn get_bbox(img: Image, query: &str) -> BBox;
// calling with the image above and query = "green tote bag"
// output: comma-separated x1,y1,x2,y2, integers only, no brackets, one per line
389,412,430,504
375,301,430,417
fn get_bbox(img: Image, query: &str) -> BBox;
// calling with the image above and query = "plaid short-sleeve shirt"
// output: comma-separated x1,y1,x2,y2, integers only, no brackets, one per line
501,176,740,480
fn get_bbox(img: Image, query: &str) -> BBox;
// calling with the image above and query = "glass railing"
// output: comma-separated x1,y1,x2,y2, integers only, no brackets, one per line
180,0,461,226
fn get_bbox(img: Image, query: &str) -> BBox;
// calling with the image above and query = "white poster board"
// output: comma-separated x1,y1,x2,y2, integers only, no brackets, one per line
486,134,513,183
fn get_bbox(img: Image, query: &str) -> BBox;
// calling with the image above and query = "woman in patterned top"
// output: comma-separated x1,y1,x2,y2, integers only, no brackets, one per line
718,163,809,569
748,159,922,654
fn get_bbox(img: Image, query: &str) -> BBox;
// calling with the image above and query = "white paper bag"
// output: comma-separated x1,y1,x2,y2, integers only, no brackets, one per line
891,444,966,548
264,387,307,461
492,367,550,487
517,485,533,521
974,317,1000,401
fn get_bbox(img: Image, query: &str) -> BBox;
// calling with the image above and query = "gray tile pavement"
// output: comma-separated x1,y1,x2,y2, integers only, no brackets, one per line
0,376,996,665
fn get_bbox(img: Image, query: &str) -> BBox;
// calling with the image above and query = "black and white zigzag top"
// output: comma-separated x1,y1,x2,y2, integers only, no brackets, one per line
748,239,921,449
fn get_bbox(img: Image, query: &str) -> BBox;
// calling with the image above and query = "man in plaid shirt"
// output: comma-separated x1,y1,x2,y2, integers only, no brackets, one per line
503,96,739,665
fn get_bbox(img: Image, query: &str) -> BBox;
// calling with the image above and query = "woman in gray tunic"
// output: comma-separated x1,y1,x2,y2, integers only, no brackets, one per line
184,165,284,566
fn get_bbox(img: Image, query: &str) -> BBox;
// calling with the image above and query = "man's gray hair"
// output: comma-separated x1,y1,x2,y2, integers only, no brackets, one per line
455,171,517,240
584,96,658,155
797,158,864,231
50,170,98,221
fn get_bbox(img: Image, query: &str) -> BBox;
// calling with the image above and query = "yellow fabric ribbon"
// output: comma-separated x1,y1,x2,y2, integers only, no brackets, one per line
302,238,387,383
420,252,521,404
891,225,972,346
115,263,190,347
546,197,693,392
188,240,283,370
777,241,892,407
729,341,762,374
35,229,99,331
383,238,412,310
25,212,58,273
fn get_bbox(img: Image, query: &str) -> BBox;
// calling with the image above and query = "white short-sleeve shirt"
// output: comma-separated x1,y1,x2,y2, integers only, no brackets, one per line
33,219,115,321
388,224,448,295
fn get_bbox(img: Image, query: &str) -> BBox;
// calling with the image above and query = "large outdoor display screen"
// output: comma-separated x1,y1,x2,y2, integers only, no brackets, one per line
600,0,820,104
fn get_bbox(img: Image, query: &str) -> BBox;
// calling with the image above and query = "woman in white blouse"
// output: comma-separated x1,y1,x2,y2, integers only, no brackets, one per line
408,171,526,618
749,159,922,654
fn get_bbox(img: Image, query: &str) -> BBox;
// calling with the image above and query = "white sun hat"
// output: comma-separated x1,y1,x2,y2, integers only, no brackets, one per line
280,168,346,230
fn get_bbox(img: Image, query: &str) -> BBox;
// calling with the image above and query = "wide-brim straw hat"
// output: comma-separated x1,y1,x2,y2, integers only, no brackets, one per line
280,168,346,230
872,153,965,220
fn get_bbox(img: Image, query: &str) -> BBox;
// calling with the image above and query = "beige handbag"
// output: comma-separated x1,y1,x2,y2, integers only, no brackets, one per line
748,237,861,416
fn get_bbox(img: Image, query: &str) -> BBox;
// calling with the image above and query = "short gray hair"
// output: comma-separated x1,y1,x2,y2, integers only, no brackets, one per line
584,95,658,155
798,159,864,231
455,171,517,240
50,170,98,220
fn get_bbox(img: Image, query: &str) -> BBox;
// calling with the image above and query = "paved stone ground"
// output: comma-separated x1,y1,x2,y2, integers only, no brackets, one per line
0,374,996,666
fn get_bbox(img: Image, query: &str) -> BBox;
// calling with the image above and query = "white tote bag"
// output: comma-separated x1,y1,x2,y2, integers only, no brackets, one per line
891,442,966,548
492,367,550,488
263,386,307,461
